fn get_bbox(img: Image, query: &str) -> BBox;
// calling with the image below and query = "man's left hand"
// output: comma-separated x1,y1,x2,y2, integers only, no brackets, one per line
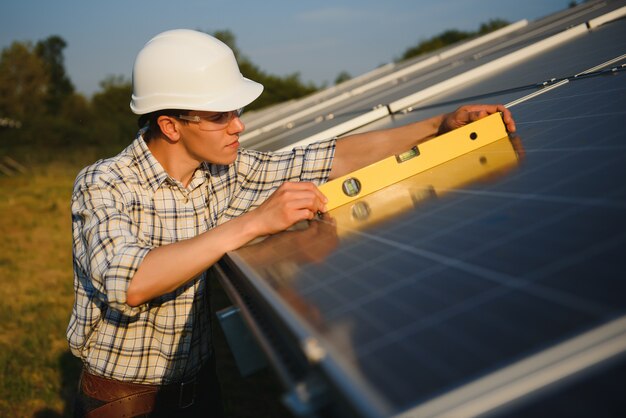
439,104,516,135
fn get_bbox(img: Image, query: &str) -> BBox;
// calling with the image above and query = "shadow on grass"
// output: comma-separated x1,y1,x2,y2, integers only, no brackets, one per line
33,351,82,418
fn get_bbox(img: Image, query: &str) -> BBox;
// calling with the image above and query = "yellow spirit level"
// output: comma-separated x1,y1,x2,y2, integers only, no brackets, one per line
319,112,509,210
330,135,521,234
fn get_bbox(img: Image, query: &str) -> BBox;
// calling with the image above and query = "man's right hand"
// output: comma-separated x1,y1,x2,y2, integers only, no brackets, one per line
128,182,327,306
250,182,328,236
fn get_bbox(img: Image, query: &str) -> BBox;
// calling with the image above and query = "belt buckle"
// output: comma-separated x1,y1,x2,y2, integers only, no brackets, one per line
179,378,196,408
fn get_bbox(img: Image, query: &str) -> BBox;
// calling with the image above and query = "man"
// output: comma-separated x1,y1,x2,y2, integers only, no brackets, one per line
68,29,515,417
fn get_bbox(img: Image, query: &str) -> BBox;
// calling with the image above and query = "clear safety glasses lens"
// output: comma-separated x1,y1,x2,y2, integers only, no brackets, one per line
178,109,243,131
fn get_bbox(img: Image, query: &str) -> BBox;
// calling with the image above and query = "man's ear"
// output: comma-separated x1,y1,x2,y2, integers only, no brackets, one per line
156,115,181,142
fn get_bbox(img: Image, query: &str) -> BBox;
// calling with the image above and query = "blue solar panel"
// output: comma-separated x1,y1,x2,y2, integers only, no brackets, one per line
221,5,626,417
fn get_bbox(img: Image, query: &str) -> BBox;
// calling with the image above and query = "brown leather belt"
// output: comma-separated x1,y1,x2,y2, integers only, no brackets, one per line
81,369,199,418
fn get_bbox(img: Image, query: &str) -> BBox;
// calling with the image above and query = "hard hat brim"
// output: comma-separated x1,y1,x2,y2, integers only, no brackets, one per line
130,76,264,115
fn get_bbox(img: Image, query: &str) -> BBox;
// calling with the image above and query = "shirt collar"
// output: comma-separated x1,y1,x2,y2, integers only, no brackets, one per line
130,131,170,193
130,130,210,193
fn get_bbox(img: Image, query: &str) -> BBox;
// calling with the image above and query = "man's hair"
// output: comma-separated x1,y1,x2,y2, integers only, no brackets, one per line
138,109,189,142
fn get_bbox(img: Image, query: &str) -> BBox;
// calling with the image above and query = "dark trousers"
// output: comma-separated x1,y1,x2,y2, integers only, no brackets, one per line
73,357,224,418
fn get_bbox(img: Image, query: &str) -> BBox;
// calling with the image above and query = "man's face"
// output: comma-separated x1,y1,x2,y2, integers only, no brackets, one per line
177,110,245,165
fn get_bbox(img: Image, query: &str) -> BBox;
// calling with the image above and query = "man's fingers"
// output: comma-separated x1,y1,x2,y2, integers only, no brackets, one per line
501,108,516,133
271,185,327,216
285,207,315,222
303,182,328,205
466,109,487,123
459,104,517,133
287,194,327,214
479,104,516,133
278,182,328,212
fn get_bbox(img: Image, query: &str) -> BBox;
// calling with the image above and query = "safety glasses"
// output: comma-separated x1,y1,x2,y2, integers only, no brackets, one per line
177,108,243,131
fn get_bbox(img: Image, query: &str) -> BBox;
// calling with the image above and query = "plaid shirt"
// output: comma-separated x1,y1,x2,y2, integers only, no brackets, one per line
68,131,335,384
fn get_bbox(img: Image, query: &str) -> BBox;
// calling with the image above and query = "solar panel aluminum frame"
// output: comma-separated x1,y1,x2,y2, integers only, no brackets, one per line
215,258,390,418
398,315,626,418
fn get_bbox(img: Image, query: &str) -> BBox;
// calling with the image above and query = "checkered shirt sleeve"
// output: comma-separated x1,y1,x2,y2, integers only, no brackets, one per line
215,139,336,221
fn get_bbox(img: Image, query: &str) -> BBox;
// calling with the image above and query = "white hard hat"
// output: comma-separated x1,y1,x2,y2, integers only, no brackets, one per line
130,29,263,115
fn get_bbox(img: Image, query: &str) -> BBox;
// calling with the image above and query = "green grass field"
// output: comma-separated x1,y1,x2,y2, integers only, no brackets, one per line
0,161,81,416
0,153,292,417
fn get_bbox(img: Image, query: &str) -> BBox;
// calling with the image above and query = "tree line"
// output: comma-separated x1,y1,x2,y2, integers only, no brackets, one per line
398,19,509,61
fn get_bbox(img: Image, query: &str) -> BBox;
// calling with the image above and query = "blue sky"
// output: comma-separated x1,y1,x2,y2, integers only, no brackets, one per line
1,0,571,97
